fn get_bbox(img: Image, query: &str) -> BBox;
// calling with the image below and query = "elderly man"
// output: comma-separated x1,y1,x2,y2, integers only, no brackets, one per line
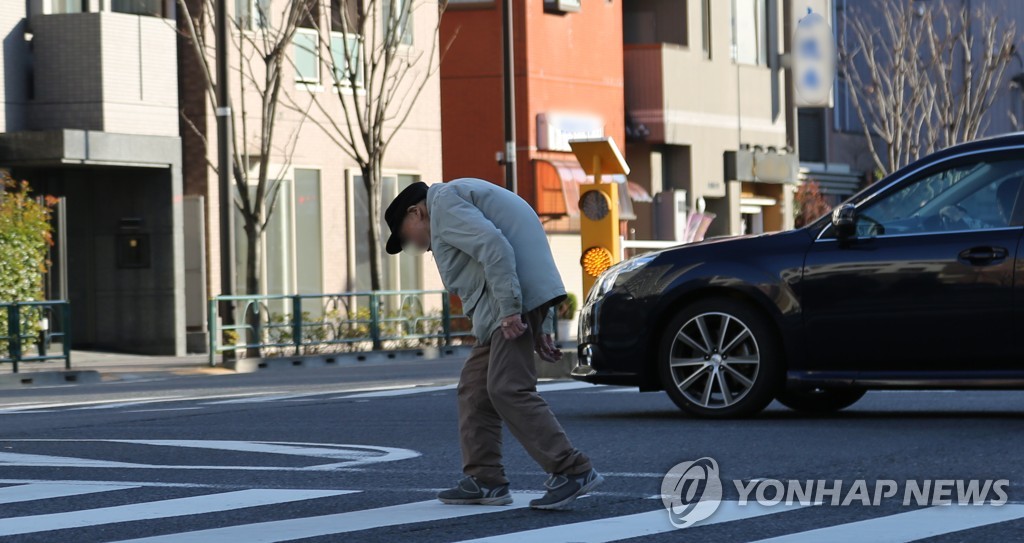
384,178,601,511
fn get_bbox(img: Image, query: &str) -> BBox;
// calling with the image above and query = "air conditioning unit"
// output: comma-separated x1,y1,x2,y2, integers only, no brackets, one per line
654,190,688,242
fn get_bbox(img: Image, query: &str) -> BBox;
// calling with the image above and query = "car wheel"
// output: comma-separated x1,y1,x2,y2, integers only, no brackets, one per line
776,388,866,413
657,298,783,418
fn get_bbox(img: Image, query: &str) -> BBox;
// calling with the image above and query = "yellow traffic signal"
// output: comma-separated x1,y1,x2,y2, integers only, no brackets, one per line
579,182,620,297
569,137,629,299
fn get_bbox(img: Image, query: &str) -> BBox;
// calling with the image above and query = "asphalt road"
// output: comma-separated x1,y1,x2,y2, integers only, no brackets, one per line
2,358,1024,542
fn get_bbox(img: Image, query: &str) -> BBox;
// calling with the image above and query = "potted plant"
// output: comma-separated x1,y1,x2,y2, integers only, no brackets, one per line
555,292,578,341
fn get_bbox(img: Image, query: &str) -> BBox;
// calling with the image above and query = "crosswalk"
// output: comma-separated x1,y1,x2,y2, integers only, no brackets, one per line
0,380,613,416
0,479,1021,542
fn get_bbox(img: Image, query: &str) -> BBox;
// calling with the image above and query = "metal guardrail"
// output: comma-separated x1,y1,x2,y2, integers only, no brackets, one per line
0,301,72,373
207,290,473,366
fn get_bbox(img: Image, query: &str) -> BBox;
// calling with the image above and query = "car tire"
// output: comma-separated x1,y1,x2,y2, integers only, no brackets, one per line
776,388,866,413
657,297,784,418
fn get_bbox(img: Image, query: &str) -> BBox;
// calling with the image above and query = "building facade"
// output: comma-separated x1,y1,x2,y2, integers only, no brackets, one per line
178,0,446,350
439,0,628,302
0,0,188,355
624,0,797,239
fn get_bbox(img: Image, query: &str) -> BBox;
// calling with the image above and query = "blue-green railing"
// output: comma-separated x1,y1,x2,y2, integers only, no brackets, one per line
0,301,72,373
207,290,472,366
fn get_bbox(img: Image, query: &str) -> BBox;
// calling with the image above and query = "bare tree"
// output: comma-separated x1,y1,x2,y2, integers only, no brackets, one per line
841,0,1017,176
177,0,313,303
284,0,448,291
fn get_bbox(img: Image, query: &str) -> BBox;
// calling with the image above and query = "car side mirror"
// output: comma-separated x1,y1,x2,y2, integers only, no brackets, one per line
832,204,857,241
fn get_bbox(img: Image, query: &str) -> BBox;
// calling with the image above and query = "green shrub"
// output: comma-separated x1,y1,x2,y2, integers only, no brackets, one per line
0,173,54,355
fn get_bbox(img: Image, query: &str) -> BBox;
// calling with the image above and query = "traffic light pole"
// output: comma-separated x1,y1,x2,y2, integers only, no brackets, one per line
215,0,236,362
501,0,517,194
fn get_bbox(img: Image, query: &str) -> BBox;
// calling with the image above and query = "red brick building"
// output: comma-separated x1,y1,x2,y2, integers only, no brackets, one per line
439,0,626,228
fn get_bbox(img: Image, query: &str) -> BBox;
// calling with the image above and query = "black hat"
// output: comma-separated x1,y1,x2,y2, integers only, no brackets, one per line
384,181,429,255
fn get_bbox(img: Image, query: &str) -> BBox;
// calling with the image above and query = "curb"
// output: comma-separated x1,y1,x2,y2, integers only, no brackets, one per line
223,345,476,373
0,370,102,388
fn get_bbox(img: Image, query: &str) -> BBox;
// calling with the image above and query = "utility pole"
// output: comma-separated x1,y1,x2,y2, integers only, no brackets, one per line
215,0,236,361
501,0,517,193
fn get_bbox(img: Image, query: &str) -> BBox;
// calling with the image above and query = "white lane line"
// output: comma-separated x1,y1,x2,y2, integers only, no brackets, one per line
536,381,605,393
0,479,227,489
0,483,139,504
107,493,545,543
451,500,807,543
0,392,279,413
0,452,150,469
0,488,357,537
336,384,456,399
745,504,1024,543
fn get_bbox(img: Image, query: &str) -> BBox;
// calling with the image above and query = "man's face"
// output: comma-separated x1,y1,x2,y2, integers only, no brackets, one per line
399,204,431,253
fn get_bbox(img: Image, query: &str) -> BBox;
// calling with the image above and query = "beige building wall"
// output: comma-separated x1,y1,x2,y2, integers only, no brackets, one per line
625,0,793,237
191,0,444,309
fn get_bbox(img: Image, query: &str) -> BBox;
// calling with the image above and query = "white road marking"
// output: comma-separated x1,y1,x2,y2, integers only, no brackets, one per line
0,483,140,504
0,452,149,469
745,504,1024,543
0,488,358,537
336,384,457,399
0,440,420,471
451,500,808,543
535,381,605,393
107,493,546,543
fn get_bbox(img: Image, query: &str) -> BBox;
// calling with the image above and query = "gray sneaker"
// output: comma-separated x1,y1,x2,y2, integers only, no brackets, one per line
437,476,513,505
529,468,604,510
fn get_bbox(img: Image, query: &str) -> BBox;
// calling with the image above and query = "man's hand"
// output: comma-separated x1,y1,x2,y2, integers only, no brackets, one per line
500,314,528,340
535,333,563,363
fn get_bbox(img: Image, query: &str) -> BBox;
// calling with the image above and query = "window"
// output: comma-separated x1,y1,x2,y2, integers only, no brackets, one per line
233,169,324,313
623,0,687,46
50,0,85,13
701,0,712,59
111,0,165,17
348,173,422,292
236,0,271,30
853,159,1024,238
732,0,767,65
329,32,363,88
294,169,324,297
382,0,413,46
293,28,320,84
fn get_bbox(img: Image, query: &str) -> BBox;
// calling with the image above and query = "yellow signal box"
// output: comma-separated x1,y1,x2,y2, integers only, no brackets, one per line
569,137,630,298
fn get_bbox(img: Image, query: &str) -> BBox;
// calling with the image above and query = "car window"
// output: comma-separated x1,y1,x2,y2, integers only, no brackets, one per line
855,159,1024,237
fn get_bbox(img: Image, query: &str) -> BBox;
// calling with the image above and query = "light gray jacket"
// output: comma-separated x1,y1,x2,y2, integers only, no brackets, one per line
426,178,566,343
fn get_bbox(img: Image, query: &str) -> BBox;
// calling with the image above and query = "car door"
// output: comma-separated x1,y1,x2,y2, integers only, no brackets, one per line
801,153,1024,373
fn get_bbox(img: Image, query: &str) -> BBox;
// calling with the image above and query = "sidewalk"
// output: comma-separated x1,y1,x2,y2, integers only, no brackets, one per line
0,340,579,388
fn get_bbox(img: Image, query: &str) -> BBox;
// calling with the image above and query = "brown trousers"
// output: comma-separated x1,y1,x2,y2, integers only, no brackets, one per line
457,304,592,486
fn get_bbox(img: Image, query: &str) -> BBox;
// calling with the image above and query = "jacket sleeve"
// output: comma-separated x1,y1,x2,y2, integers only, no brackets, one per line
434,188,523,318
542,305,554,335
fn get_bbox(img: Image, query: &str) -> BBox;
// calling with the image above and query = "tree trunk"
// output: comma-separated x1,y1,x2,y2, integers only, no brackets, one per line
244,218,262,358
363,161,384,350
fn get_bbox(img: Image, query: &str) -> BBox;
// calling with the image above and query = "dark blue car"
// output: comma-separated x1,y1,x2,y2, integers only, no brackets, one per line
573,132,1024,418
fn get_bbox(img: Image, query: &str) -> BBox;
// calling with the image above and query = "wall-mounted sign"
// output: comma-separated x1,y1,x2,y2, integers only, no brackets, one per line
537,112,605,152
791,0,835,108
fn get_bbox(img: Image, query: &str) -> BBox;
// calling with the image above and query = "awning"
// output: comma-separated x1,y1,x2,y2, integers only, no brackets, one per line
534,159,652,220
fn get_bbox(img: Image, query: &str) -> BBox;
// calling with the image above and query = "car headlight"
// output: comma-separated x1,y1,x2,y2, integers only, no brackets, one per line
589,253,657,301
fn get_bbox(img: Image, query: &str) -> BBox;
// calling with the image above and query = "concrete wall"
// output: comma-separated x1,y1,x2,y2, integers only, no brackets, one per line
29,12,179,136
0,2,30,133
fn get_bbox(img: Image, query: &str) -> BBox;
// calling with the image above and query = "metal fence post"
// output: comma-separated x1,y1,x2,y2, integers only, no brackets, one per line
62,302,71,370
208,298,218,366
441,293,452,347
292,295,303,356
369,292,381,350
8,304,20,373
